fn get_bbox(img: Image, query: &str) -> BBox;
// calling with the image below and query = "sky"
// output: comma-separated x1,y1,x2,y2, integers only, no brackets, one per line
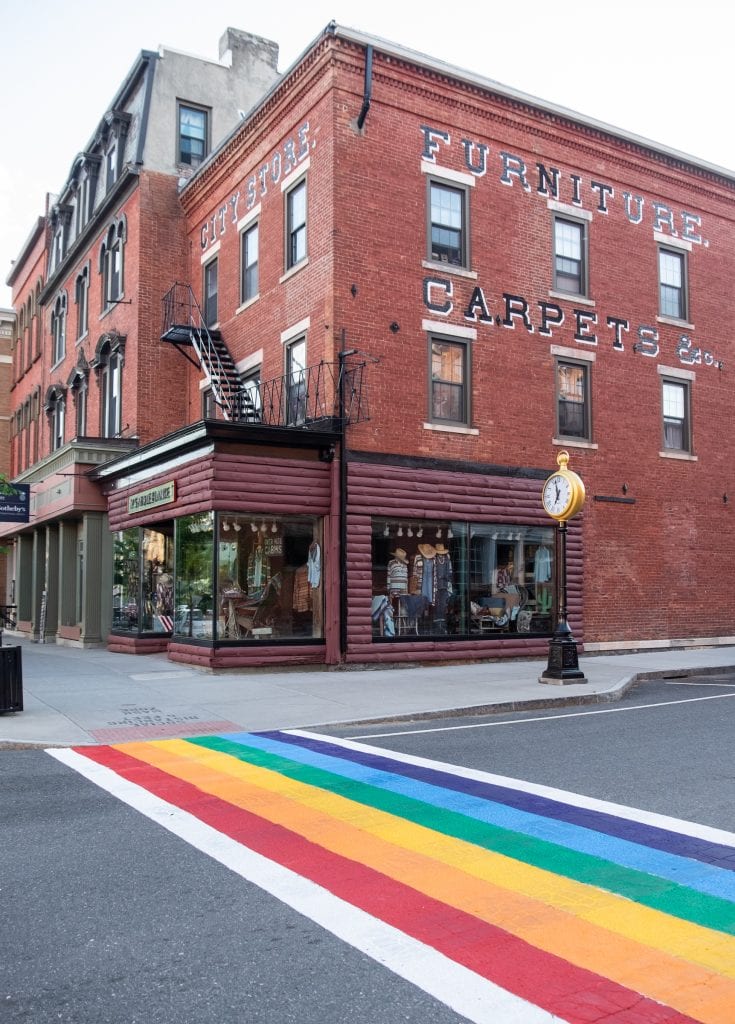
2,0,732,308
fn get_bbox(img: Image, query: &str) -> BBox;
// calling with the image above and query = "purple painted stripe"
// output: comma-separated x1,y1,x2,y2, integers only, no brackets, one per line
261,730,735,872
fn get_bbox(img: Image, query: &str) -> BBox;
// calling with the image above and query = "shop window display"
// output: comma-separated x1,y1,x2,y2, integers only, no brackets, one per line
113,526,174,634
371,520,555,639
174,512,323,642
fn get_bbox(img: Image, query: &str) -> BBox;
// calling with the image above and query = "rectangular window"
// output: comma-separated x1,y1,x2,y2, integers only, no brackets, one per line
556,360,591,440
659,248,687,320
285,337,307,425
203,258,218,328
106,143,117,190
240,222,259,303
285,179,307,270
241,367,262,421
553,216,587,296
75,269,89,339
178,104,209,168
430,337,469,425
428,181,468,267
370,520,555,640
662,378,691,452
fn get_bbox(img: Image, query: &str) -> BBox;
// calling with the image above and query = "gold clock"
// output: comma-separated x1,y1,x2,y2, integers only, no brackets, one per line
542,450,586,521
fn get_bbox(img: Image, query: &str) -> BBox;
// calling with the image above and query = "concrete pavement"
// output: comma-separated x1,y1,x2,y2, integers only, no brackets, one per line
2,637,735,747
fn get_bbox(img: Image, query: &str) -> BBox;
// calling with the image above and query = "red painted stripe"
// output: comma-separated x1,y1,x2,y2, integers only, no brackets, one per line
79,745,699,1024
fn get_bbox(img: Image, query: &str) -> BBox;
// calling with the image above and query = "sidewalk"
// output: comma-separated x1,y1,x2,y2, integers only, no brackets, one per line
2,637,735,748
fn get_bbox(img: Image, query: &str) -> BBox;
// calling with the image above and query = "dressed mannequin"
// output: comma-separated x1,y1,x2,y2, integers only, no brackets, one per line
387,547,409,595
433,542,454,629
411,543,436,605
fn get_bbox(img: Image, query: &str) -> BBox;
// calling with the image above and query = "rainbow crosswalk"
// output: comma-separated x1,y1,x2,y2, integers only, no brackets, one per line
51,731,735,1023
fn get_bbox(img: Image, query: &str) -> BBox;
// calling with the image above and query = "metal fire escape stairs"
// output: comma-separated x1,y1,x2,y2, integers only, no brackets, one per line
160,283,258,422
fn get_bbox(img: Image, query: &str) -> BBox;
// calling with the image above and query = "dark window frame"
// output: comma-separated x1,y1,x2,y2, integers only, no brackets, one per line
555,358,592,441
240,221,259,303
658,246,688,322
203,256,219,327
177,101,210,168
661,376,692,453
285,177,307,271
427,178,470,269
429,334,470,427
553,214,588,297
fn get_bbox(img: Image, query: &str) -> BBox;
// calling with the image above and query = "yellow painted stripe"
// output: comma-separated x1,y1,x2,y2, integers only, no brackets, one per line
117,740,735,1023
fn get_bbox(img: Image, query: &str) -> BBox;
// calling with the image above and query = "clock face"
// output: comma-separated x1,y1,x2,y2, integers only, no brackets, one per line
543,473,573,517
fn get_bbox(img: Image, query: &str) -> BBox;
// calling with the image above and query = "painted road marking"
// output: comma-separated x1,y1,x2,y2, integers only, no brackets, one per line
351,691,735,739
50,732,735,1024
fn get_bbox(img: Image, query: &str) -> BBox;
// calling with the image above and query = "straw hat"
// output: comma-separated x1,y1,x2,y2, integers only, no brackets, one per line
418,543,436,558
391,548,408,563
434,543,449,555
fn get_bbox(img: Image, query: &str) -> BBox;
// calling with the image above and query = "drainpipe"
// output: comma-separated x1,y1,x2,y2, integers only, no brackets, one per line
338,337,357,658
356,45,373,130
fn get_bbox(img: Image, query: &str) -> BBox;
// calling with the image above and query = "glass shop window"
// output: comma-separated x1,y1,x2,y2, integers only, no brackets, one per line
174,512,215,640
371,519,555,639
113,526,174,634
216,514,323,642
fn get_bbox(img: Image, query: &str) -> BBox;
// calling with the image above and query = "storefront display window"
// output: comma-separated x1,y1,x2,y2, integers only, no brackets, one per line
371,520,555,639
173,512,324,643
113,526,174,634
216,514,323,641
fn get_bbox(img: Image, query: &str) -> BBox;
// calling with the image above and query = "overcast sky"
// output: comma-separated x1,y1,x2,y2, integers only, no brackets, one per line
2,0,731,307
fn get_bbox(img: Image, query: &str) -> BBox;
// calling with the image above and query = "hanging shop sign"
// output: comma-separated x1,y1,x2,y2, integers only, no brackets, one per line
127,482,175,515
0,483,30,523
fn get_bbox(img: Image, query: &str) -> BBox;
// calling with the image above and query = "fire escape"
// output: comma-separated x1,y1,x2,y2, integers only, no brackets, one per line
161,284,369,430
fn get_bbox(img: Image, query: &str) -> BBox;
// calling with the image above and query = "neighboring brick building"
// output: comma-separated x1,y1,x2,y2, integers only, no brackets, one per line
3,28,280,645
0,306,15,605
92,24,735,669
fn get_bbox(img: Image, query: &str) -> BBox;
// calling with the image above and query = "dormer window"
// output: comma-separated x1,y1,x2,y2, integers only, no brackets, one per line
99,109,130,194
99,216,126,307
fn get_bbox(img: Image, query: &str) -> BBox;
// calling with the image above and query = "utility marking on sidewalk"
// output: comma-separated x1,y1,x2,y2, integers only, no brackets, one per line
350,691,735,739
50,731,735,1024
90,719,240,743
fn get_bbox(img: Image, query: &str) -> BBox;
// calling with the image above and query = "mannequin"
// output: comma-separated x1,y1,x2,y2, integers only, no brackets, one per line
412,543,436,605
433,542,453,629
387,547,409,595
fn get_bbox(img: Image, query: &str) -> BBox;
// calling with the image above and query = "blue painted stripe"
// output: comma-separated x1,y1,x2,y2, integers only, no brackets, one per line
262,730,735,873
218,730,735,903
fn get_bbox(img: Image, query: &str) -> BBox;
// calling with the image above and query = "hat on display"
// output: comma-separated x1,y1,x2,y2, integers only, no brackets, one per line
418,543,436,558
391,548,408,563
434,543,449,555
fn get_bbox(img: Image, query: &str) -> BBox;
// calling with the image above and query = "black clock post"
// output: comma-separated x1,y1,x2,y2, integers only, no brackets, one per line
540,518,586,683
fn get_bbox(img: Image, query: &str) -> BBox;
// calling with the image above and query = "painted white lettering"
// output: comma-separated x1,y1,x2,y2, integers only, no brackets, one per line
652,203,677,236
574,309,598,344
423,276,453,315
200,224,208,249
536,165,559,198
246,175,257,209
499,153,531,191
538,301,564,337
502,293,533,331
570,174,582,205
634,325,659,357
229,191,240,223
258,163,269,196
622,192,644,224
271,152,282,184
590,180,613,214
283,139,297,175
218,205,227,233
681,211,702,244
297,121,310,159
606,316,629,351
463,286,492,322
462,139,489,176
420,125,450,161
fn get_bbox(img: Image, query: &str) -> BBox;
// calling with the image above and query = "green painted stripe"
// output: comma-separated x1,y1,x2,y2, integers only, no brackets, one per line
188,735,735,936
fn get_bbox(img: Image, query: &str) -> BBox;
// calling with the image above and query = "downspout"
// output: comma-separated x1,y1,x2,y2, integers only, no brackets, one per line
356,45,373,130
338,337,357,658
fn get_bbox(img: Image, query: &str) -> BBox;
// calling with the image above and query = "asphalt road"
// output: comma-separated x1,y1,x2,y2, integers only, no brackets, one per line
3,674,734,1023
326,674,735,830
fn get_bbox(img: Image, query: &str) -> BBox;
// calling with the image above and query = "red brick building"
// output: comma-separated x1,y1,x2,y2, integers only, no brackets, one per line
3,29,280,645
93,24,735,668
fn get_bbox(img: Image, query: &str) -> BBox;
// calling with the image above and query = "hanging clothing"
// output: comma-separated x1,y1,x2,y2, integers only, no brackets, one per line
247,545,271,592
307,542,321,588
292,565,310,612
420,555,435,605
534,546,552,583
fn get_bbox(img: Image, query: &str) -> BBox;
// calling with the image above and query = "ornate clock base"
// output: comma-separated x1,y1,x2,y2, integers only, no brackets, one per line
539,628,587,685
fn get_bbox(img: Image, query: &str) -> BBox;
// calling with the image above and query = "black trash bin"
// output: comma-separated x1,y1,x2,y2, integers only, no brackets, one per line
0,645,23,713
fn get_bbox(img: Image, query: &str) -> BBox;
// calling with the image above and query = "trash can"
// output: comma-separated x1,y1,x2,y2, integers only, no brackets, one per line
0,645,23,713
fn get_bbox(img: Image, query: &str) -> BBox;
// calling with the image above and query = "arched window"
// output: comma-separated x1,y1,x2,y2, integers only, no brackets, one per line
99,217,126,307
75,264,90,339
50,292,67,365
67,354,90,439
34,280,43,358
15,308,24,379
44,385,67,452
92,332,126,437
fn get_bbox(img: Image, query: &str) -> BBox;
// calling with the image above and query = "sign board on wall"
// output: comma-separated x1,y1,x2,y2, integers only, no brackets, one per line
127,482,176,515
0,484,30,523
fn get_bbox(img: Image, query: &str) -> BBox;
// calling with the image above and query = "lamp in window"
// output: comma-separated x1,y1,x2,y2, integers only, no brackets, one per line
407,526,414,537
222,520,230,532
397,525,403,537
447,526,454,539
233,521,242,532
251,522,258,532
271,522,278,533
416,526,423,538
260,520,267,532
382,524,390,537
435,527,442,539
